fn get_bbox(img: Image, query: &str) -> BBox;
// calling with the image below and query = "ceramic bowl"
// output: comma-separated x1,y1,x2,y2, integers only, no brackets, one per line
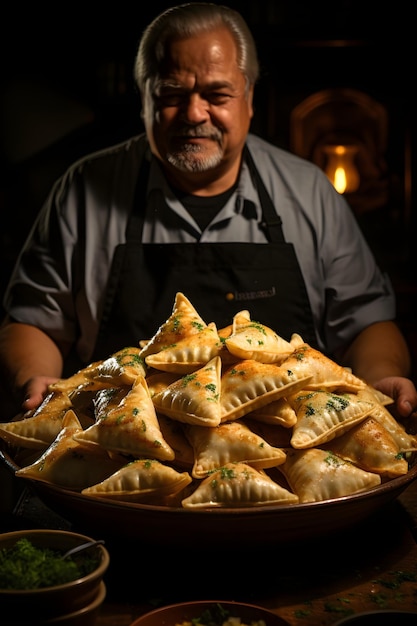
0,529,109,624
128,601,289,626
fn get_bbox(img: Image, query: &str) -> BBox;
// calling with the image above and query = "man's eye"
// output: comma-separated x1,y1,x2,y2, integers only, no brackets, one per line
156,94,184,107
207,93,231,105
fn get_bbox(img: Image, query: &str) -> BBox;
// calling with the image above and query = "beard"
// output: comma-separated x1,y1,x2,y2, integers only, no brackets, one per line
165,126,224,172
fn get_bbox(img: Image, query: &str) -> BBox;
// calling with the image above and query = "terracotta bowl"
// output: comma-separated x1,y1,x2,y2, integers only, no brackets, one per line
129,601,289,626
0,529,109,624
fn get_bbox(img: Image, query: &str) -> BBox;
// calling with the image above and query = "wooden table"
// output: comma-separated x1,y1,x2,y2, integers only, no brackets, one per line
93,481,417,626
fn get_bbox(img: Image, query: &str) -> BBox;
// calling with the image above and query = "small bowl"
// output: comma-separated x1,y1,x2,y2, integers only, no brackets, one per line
129,600,290,626
6,582,106,626
334,610,417,625
0,529,109,623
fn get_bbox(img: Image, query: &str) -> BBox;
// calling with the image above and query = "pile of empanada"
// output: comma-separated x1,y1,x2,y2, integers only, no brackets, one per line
1,292,416,509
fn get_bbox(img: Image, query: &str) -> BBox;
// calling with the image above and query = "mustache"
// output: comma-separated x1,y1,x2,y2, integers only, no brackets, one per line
173,125,223,141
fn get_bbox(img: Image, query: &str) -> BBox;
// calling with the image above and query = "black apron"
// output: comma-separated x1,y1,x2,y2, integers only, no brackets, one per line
90,147,317,362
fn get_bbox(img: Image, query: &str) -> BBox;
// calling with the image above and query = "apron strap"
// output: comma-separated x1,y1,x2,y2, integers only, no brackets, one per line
126,145,287,244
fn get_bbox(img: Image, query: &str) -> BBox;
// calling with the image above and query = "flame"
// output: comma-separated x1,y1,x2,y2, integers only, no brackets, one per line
323,144,360,194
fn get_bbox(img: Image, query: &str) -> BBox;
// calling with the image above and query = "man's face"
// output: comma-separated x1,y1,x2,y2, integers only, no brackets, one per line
143,27,254,192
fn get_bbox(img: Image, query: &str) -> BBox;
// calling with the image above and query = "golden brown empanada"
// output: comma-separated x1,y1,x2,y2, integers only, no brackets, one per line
280,448,381,503
185,420,286,478
225,312,294,363
289,389,375,449
181,462,299,508
220,359,312,423
324,416,409,477
81,458,192,503
281,344,366,392
48,359,105,394
152,356,222,426
83,346,147,386
0,391,73,449
367,400,417,451
145,322,224,374
139,292,208,359
15,411,125,489
73,376,175,461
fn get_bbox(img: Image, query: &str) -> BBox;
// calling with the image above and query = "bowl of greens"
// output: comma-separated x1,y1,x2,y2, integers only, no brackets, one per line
0,529,109,624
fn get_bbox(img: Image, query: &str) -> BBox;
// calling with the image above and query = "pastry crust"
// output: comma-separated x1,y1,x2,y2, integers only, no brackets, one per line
73,376,175,461
181,462,299,508
185,420,286,478
152,356,222,426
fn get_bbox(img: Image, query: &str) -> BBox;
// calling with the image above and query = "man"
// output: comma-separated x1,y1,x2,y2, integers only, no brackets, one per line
0,3,415,421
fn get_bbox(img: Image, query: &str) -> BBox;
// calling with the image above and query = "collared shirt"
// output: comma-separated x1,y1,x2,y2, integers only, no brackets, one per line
3,133,395,363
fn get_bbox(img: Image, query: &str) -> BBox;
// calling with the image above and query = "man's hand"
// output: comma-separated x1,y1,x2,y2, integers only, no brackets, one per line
372,376,417,420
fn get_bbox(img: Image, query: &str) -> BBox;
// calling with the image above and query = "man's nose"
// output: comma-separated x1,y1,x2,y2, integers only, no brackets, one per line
181,94,209,123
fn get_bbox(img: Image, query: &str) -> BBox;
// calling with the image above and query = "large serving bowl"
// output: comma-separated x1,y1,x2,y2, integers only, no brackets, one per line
0,529,109,624
1,446,416,549
128,600,289,626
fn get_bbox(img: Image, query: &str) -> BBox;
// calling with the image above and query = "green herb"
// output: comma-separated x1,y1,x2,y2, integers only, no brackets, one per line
0,538,99,590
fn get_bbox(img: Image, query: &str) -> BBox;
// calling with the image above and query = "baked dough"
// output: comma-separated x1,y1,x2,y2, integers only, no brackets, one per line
225,311,294,363
280,447,381,502
0,391,73,449
139,292,208,358
82,458,192,503
152,356,222,426
281,344,366,392
145,322,224,373
185,420,286,478
15,411,125,489
220,359,312,422
181,461,299,508
289,389,375,448
73,376,175,461
324,416,409,477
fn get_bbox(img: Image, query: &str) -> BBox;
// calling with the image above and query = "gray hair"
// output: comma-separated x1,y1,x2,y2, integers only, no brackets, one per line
134,3,260,96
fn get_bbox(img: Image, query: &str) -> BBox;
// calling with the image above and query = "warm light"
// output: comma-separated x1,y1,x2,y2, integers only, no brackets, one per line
323,144,360,194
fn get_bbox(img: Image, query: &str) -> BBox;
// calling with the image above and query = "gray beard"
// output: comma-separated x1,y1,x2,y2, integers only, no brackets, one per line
166,144,223,173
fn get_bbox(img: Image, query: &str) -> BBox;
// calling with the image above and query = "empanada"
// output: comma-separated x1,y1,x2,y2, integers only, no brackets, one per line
0,391,73,449
225,312,294,363
83,346,147,386
281,344,366,392
81,458,192,503
220,359,312,422
139,292,208,359
289,389,375,449
324,417,409,477
145,322,224,373
152,356,222,427
181,462,299,508
185,420,286,478
15,411,125,489
73,376,175,461
280,448,381,503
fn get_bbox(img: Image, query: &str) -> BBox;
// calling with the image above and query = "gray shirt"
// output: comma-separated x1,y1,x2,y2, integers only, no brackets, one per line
3,132,395,363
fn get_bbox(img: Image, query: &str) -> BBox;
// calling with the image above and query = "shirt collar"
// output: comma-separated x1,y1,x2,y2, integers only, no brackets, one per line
146,147,263,223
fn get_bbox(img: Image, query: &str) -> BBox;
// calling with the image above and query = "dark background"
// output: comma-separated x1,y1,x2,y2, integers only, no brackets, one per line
1,0,415,371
